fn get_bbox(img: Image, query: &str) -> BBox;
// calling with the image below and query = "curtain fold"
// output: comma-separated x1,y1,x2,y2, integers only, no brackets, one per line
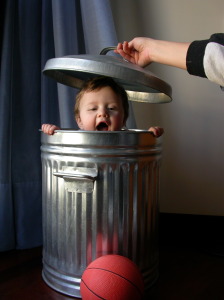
51,0,84,128
80,0,117,54
0,0,44,251
0,0,15,251
0,0,136,252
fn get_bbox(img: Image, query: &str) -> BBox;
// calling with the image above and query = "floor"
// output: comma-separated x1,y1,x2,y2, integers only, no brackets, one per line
1,244,224,300
1,214,224,300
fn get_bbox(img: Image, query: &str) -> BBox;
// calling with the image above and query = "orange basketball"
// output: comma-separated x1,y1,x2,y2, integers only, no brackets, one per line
80,255,144,300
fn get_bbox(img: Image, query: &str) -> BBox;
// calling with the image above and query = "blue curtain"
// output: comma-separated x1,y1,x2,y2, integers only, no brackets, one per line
0,0,136,251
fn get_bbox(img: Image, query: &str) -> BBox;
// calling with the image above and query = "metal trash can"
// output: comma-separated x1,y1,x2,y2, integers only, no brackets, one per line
41,129,162,298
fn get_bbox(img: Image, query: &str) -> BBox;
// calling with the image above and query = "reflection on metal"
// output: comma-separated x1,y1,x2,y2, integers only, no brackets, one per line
43,47,172,104
41,130,162,297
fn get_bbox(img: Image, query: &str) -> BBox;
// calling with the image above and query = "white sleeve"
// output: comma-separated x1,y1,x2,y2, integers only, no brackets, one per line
186,33,224,88
204,42,224,87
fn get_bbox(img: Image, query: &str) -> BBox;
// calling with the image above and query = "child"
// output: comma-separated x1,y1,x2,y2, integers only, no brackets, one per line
42,76,164,137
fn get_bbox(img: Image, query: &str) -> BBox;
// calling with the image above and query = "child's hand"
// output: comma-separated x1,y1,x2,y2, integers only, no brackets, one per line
148,126,164,137
41,124,60,135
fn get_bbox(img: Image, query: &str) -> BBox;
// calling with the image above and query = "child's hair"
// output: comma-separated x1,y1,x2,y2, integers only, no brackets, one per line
74,76,129,123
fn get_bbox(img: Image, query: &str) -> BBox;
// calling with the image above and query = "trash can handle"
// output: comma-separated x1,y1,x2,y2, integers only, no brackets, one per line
53,172,96,181
53,169,97,193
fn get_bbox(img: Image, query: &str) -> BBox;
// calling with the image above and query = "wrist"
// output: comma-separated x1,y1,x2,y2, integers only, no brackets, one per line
152,40,189,70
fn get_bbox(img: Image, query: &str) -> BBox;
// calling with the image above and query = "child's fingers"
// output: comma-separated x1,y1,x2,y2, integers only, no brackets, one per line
148,126,164,137
41,124,59,135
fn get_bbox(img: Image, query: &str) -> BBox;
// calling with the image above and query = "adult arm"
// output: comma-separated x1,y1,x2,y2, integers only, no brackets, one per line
115,38,189,69
115,34,224,86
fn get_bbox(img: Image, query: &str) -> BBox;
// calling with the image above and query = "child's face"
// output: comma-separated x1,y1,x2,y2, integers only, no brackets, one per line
76,86,125,131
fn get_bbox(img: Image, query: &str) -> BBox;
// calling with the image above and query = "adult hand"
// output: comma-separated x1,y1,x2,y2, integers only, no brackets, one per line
115,38,153,67
115,38,189,70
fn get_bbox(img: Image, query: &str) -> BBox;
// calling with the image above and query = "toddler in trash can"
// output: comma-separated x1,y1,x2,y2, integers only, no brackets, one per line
42,76,164,137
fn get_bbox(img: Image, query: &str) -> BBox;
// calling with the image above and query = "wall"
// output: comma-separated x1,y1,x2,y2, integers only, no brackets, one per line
110,0,224,215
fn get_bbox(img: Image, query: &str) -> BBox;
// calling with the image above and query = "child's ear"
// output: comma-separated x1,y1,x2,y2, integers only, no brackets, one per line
76,116,84,130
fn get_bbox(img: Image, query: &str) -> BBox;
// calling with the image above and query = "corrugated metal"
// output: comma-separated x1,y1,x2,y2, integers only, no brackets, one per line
41,130,162,298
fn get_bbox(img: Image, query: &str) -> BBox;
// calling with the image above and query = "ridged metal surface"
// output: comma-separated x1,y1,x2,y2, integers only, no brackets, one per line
41,130,162,298
43,54,172,104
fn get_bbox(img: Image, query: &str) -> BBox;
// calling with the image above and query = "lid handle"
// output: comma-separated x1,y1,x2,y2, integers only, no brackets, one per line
100,46,116,55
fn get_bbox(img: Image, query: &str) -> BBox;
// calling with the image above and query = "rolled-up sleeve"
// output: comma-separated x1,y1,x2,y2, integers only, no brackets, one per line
186,33,224,87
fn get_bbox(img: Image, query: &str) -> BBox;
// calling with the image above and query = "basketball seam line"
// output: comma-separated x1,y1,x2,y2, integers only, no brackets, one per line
81,279,106,300
84,267,143,297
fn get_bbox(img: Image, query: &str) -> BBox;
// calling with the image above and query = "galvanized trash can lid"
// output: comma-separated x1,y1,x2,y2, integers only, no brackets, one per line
43,47,172,104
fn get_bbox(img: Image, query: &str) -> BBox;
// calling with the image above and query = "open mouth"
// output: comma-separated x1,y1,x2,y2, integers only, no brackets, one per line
96,122,109,131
